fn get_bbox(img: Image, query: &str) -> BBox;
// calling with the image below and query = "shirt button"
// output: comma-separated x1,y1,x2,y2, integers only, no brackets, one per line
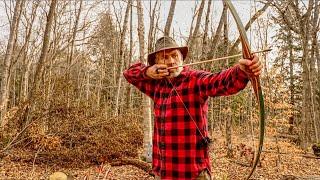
160,118,165,123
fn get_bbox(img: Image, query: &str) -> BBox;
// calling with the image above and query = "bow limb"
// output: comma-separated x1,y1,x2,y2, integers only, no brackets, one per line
224,0,266,179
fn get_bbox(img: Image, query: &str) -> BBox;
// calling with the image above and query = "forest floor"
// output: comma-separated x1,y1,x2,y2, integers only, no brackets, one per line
0,131,319,180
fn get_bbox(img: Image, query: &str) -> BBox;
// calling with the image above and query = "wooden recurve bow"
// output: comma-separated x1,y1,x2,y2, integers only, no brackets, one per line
224,0,266,179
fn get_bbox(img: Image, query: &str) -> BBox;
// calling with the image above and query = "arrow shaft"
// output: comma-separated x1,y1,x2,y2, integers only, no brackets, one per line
167,48,271,70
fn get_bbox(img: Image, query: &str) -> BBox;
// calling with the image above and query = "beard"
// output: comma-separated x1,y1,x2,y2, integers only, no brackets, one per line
166,59,183,79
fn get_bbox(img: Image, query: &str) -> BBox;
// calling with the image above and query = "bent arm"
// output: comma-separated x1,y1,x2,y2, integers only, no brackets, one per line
123,62,156,98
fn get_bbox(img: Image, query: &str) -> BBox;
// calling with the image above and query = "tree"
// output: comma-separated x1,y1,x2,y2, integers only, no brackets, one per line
164,0,176,37
201,0,212,61
137,0,153,162
223,1,233,158
0,0,24,124
115,0,131,116
187,0,205,63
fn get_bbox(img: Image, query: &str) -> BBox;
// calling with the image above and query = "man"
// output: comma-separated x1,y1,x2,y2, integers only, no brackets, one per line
123,36,262,180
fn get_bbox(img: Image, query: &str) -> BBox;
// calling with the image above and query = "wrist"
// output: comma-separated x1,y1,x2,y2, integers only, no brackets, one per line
236,64,250,80
144,66,152,79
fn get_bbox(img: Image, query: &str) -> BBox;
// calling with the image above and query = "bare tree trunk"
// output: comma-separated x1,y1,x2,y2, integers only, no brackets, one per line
315,0,320,112
301,43,314,146
68,0,83,70
97,60,106,109
288,30,295,135
164,0,176,37
187,0,205,63
12,68,16,106
126,2,134,110
187,2,198,48
223,2,232,158
210,4,227,59
65,0,83,109
311,0,320,142
317,42,320,119
29,0,57,99
85,71,90,112
0,0,23,124
147,0,158,53
201,0,212,61
137,0,153,162
20,1,39,103
316,0,320,97
115,0,131,116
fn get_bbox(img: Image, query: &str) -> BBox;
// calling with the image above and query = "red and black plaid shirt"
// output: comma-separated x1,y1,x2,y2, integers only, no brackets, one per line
123,63,249,179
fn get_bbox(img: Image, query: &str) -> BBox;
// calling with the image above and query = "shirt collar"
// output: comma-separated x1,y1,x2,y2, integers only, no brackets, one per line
179,66,189,77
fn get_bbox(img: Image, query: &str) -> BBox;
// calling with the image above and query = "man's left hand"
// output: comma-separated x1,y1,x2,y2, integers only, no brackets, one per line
238,55,262,76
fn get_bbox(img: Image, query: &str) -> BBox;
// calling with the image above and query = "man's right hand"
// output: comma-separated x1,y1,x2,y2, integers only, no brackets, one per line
146,64,169,79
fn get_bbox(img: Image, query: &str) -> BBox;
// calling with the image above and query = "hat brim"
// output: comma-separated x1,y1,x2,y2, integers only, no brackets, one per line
147,46,188,65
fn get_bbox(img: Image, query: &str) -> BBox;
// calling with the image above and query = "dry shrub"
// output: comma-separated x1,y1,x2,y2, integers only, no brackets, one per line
1,76,144,167
1,105,143,167
42,107,141,166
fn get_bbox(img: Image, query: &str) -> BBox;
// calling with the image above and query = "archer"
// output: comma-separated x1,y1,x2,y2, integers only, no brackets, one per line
123,36,262,180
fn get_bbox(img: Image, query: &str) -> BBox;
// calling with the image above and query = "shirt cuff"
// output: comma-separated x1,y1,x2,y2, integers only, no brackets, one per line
235,64,249,82
142,65,152,79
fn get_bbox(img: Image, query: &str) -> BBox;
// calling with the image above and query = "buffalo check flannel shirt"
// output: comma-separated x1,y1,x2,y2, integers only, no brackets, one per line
123,63,249,180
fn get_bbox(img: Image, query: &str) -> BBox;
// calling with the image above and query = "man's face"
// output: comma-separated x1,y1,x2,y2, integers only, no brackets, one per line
155,49,183,78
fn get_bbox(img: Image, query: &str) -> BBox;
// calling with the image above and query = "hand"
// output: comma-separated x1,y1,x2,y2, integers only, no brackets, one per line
238,55,262,76
146,64,169,79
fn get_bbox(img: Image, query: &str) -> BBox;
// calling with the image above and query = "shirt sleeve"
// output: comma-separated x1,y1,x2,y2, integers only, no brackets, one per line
123,62,156,99
195,64,249,98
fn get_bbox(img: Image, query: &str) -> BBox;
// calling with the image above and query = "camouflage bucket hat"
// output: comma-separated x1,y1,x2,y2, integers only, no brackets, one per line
147,36,188,65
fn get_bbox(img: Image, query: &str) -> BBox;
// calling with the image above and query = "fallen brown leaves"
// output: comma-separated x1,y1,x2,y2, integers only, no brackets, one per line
1,105,319,179
1,131,319,179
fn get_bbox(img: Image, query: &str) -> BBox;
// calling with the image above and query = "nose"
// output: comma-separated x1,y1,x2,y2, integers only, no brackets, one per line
167,56,175,64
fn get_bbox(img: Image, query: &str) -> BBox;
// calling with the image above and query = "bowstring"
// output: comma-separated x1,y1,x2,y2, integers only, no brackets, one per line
167,78,209,144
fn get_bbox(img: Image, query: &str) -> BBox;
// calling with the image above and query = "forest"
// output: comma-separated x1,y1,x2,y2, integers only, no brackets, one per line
0,0,319,179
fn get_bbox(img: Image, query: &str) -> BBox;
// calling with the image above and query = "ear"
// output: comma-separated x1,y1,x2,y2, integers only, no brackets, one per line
154,53,158,64
154,57,158,64
155,53,163,64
